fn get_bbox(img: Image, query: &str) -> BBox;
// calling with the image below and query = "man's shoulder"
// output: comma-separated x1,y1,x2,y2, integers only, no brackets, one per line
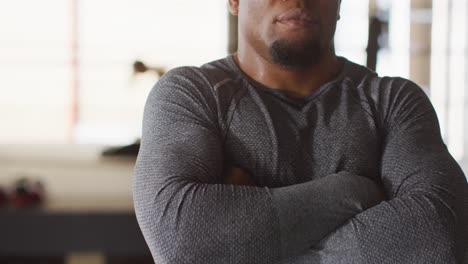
339,59,433,124
341,58,426,99
159,56,236,89
148,57,239,110
342,58,407,89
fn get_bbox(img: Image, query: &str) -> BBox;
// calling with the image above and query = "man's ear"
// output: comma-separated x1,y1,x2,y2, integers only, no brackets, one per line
228,0,239,16
337,0,342,20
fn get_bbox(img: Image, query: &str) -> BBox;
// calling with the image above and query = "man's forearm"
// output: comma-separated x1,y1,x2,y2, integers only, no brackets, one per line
224,167,385,259
278,221,360,264
270,171,385,258
281,186,466,264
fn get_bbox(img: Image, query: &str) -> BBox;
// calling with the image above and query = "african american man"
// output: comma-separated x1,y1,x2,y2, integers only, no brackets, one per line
133,0,468,263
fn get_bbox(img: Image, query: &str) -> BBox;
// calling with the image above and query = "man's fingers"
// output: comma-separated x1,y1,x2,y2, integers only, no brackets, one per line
223,166,256,186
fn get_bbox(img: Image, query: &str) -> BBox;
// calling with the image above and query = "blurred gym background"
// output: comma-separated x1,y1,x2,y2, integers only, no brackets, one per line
0,0,467,263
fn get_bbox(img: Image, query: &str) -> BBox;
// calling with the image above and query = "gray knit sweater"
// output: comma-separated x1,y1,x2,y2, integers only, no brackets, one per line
133,56,468,263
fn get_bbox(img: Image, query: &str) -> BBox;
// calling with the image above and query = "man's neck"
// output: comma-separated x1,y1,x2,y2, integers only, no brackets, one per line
234,46,342,99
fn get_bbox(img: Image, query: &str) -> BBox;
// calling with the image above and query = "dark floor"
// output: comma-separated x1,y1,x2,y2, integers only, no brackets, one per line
0,256,154,264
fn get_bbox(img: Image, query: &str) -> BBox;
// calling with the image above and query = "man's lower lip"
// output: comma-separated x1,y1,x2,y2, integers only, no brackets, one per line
278,20,317,28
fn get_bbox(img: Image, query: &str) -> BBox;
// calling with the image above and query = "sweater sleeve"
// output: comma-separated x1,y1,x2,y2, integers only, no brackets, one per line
132,67,385,263
290,80,468,264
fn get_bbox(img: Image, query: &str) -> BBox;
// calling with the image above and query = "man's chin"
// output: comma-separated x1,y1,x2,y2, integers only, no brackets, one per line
269,39,323,69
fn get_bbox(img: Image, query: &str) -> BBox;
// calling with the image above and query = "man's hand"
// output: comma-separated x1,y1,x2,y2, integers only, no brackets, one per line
223,166,256,186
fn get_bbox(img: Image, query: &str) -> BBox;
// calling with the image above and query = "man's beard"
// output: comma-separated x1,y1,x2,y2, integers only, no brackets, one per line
269,39,323,70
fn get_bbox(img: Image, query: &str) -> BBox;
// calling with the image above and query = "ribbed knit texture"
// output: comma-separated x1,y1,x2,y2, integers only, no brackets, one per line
133,56,467,263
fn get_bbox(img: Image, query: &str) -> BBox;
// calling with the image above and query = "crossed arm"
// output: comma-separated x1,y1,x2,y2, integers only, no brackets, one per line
281,80,468,263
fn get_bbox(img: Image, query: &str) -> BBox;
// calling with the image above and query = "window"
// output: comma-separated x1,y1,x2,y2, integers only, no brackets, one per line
0,0,228,145
335,0,369,65
431,0,468,165
0,0,71,143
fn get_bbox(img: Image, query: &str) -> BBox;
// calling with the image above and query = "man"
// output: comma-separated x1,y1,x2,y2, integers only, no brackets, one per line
133,0,468,263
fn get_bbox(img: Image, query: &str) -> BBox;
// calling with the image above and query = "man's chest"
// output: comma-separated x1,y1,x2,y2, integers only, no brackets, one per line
220,91,383,187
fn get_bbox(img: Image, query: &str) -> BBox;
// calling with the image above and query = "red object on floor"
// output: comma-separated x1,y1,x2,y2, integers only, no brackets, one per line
0,188,7,206
11,178,44,208
12,192,42,208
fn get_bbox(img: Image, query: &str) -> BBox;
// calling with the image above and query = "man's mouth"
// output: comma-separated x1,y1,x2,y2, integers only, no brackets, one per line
275,8,319,27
